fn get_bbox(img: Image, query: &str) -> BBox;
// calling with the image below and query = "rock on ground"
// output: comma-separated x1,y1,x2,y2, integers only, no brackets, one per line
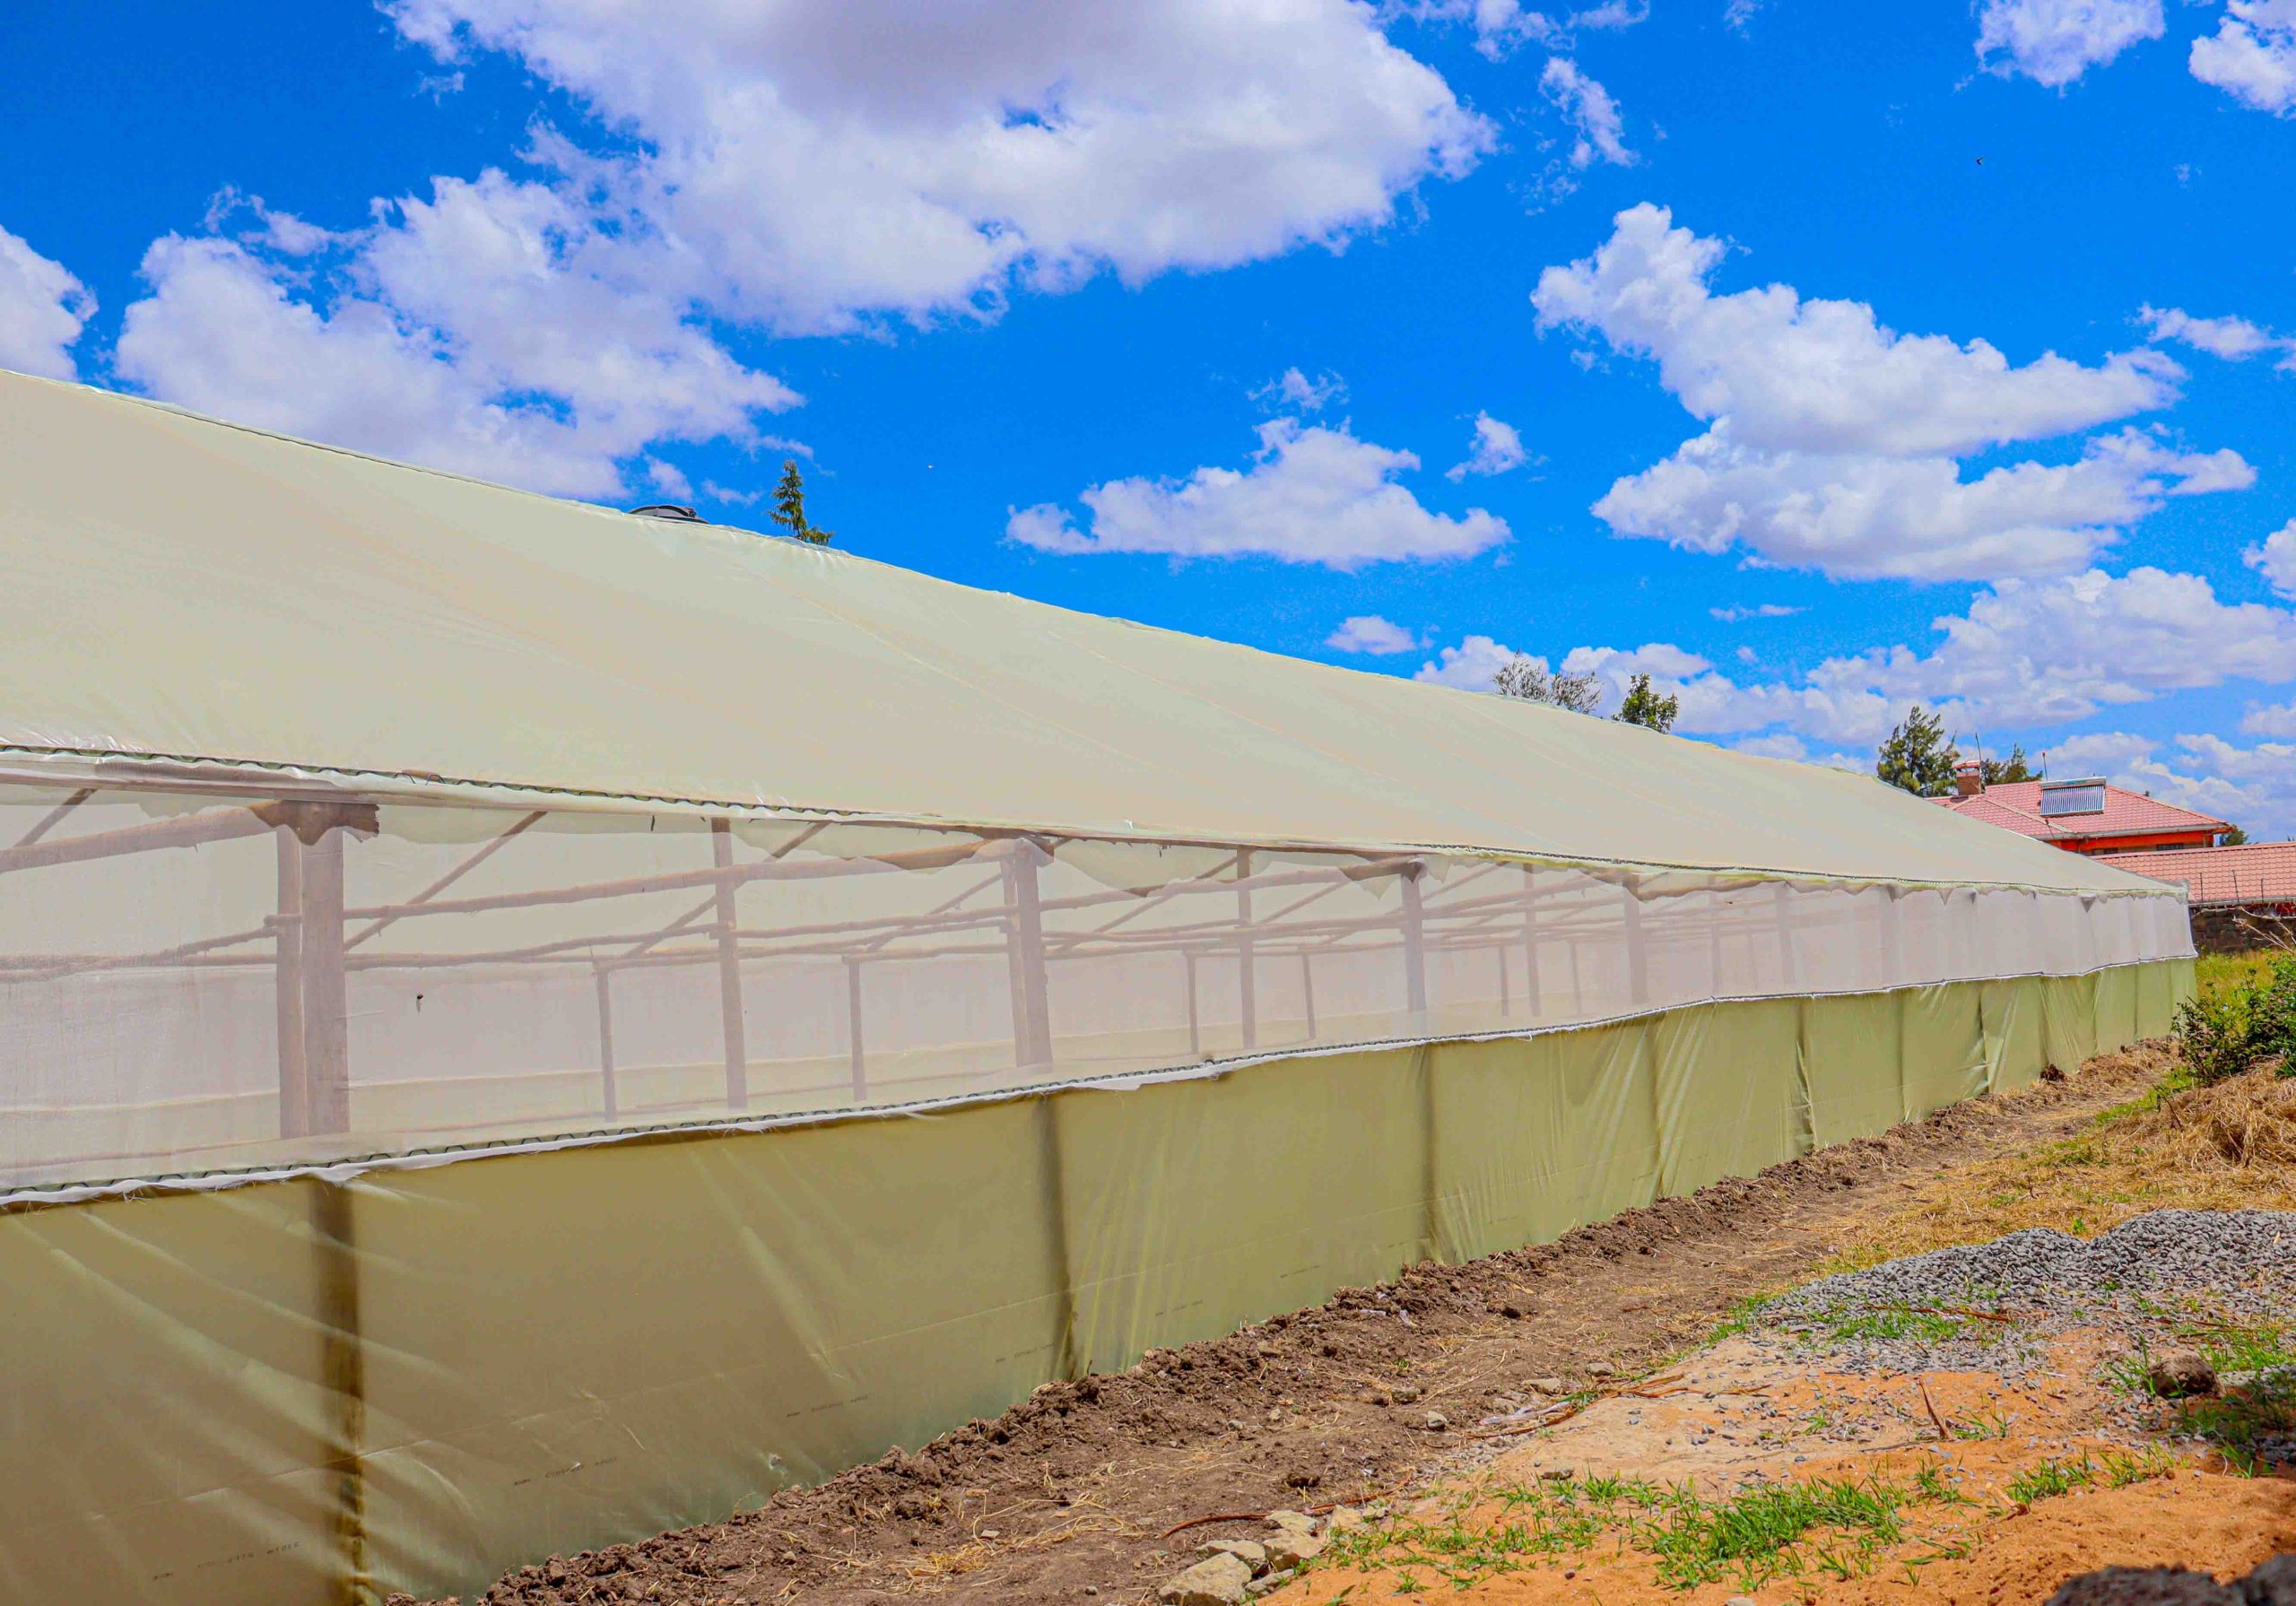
2046,1555,2296,1605
1158,1550,1253,1606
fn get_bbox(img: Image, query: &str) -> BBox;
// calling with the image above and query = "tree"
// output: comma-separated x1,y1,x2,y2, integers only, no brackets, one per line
1614,673,1679,734
1874,704,1960,796
1979,744,2034,785
770,460,833,545
2222,825,2251,846
1492,654,1601,715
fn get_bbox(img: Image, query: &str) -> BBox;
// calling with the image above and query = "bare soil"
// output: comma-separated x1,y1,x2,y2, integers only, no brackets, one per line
1284,1328,2296,1604
419,1043,2238,1606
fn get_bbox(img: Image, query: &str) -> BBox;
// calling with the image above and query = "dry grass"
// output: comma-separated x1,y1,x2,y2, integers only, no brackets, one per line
1826,1051,2296,1272
2197,950,2280,1006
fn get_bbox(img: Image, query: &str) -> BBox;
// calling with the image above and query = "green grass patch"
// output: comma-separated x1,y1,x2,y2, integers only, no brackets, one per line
2007,1454,2094,1504
1315,1470,1947,1594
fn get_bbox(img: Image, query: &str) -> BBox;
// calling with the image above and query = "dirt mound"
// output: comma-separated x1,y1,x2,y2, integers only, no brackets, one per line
2131,1070,2296,1171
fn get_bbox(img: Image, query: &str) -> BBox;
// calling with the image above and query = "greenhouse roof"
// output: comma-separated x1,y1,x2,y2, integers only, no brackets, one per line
0,369,2157,893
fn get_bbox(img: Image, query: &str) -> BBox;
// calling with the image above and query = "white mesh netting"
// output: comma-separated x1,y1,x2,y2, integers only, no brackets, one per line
0,778,2191,1194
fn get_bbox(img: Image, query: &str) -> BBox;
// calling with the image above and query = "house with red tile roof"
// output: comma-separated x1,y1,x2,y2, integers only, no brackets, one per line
2094,840,2296,907
1932,766,2231,856
2097,839,2296,952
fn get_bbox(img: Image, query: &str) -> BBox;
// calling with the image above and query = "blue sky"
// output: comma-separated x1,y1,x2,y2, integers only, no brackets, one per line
4,1,2295,826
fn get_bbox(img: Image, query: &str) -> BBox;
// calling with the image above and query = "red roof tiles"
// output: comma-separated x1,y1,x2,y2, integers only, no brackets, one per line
2098,842,2296,907
1933,779,2228,846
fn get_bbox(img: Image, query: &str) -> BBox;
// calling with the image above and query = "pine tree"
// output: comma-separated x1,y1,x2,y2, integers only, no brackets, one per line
1491,654,1601,715
1613,673,1679,734
770,460,833,545
1874,704,1960,796
2222,825,2250,846
1979,744,2033,785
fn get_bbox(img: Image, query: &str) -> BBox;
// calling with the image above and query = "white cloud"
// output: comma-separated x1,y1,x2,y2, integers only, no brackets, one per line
1447,411,1531,480
1396,0,1559,57
1532,204,2231,580
115,171,799,499
2041,731,2295,838
1535,206,2176,459
0,225,94,381
1419,567,2296,759
1542,57,1636,169
1326,614,1425,654
1011,417,1507,569
2246,518,2296,599
1587,424,2243,580
1725,0,1762,33
1974,0,2163,87
1413,634,1531,689
2190,0,2296,115
388,0,1493,335
1254,368,1348,413
1393,0,1641,56
1709,603,1802,621
2240,699,2296,738
1728,733,1868,770
2142,303,2296,367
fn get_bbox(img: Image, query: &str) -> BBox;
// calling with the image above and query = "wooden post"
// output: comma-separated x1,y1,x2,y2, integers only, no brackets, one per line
1401,863,1430,1020
711,820,750,1110
1520,866,1544,1020
1497,944,1510,1017
301,826,352,1135
1621,876,1648,1009
1185,952,1201,1059
1707,886,1725,999
1235,848,1257,1052
846,959,868,1101
1299,951,1317,1039
594,965,618,1121
1877,884,1904,985
1004,840,1053,1069
1773,881,1797,989
274,826,310,1140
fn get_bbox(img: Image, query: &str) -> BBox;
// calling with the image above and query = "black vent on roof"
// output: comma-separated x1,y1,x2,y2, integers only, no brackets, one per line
629,504,703,522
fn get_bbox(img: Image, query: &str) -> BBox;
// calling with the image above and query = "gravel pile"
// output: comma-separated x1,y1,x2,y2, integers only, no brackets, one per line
1751,1210,2296,1376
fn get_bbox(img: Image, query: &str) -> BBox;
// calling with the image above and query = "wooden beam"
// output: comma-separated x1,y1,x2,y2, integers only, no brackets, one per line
301,826,352,1135
594,965,618,1121
1521,866,1543,1020
337,833,987,922
275,827,310,1140
11,786,93,848
711,820,750,1111
0,799,289,875
1621,877,1648,1009
846,959,867,1102
1401,862,1430,1018
344,811,544,951
1236,848,1257,1053
1004,840,1054,1070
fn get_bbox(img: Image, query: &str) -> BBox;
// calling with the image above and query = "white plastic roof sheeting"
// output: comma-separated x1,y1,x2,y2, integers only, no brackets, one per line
0,369,2155,892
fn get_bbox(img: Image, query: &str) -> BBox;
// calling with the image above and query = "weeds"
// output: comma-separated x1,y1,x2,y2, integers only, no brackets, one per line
2172,1369,2296,1473
2175,952,2296,1086
2099,1445,2178,1487
2007,1454,2094,1504
1316,1470,1942,1594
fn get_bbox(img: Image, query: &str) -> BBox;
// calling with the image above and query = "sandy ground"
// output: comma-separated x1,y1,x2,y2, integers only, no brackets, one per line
1274,1328,2296,1605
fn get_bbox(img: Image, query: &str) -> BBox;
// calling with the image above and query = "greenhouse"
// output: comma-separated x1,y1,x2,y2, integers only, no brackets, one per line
0,369,2193,1605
